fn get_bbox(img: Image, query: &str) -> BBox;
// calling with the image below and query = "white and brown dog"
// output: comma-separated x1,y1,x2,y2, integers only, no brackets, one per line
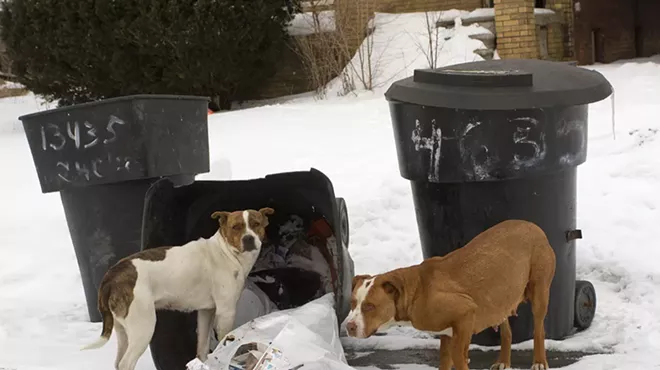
81,207,275,370
345,220,556,370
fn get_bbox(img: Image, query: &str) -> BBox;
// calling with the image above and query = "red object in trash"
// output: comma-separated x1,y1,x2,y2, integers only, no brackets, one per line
308,218,333,239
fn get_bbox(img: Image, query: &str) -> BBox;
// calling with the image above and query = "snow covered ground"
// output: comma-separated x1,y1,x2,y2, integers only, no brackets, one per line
2,10,660,370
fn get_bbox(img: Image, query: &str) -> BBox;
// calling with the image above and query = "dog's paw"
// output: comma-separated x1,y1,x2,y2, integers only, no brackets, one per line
531,363,549,370
490,362,509,370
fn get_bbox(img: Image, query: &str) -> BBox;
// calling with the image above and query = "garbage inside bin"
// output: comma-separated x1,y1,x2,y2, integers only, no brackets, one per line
233,280,279,330
142,169,354,370
248,215,336,310
186,294,352,370
229,214,337,329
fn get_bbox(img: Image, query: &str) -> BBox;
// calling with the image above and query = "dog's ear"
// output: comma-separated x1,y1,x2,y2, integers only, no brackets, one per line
351,274,372,291
380,273,403,302
259,207,275,217
258,208,274,227
211,211,230,225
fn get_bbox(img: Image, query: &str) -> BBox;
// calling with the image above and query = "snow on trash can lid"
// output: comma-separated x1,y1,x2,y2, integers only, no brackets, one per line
384,59,613,110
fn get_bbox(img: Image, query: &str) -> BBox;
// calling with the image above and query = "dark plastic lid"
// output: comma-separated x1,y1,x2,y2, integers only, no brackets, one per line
384,59,613,110
19,94,210,121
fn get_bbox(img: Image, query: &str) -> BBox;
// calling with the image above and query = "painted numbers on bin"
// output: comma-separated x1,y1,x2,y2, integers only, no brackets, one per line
509,117,546,170
458,116,546,180
55,154,134,183
38,115,132,184
39,115,126,152
459,119,496,181
411,118,442,182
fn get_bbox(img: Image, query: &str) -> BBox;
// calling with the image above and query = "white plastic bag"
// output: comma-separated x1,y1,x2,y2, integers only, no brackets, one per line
187,293,352,370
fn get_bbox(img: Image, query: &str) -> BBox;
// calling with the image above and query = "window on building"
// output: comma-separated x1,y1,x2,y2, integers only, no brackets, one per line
482,0,494,7
591,28,605,63
535,0,546,8
635,26,644,57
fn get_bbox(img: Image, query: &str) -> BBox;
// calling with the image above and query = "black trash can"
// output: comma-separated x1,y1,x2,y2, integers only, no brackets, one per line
139,168,354,370
18,94,210,322
385,59,612,346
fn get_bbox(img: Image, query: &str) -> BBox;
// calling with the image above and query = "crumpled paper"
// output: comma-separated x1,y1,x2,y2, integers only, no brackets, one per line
187,293,352,370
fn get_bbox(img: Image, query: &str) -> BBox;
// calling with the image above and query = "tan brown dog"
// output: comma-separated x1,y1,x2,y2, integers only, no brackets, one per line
345,219,556,370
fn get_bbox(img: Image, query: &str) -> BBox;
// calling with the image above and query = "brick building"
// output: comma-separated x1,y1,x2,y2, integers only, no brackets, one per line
492,0,575,60
573,0,660,64
257,0,660,99
450,0,660,64
334,0,660,65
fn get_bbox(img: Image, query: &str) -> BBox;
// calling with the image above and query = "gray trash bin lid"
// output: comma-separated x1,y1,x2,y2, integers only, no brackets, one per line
384,59,613,110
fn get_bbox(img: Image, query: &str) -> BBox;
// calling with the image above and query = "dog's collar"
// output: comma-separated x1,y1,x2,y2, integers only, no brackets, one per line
211,231,259,275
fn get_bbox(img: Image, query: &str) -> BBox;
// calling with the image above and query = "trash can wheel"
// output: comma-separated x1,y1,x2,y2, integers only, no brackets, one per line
336,197,349,248
574,280,596,331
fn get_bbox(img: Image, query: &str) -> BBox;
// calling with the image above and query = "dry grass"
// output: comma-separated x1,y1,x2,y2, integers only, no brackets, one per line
292,0,379,97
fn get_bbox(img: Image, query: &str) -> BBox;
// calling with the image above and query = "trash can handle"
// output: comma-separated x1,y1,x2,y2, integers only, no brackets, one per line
565,229,583,242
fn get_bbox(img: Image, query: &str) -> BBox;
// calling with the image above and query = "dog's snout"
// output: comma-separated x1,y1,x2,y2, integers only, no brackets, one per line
242,234,256,252
346,321,357,335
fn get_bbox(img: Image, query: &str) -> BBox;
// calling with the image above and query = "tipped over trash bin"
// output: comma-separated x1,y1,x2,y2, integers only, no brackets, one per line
18,95,211,322
141,169,354,370
385,59,612,346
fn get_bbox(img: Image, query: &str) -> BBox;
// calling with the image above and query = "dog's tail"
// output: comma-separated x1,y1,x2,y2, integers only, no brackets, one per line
80,281,114,350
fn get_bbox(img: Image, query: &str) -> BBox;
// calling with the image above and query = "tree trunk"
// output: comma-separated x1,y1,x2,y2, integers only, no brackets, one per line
212,95,232,111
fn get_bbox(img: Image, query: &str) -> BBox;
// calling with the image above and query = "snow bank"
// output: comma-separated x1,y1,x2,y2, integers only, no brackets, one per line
288,10,336,36
437,9,471,23
447,7,556,24
324,12,490,97
463,7,556,20
465,7,494,20
0,93,54,134
0,80,26,90
535,8,557,15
